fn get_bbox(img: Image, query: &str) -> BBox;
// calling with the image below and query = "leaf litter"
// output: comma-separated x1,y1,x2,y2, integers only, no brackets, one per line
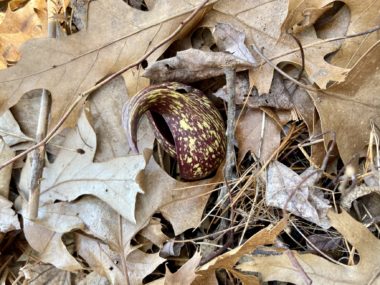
0,0,380,284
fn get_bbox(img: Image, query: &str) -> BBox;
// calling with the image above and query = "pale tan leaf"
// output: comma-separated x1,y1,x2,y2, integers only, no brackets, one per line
310,41,380,165
19,110,146,223
0,196,20,233
266,161,330,228
0,0,215,129
0,110,29,147
237,210,380,285
164,251,201,285
23,219,82,271
139,218,168,248
0,138,14,197
77,272,110,285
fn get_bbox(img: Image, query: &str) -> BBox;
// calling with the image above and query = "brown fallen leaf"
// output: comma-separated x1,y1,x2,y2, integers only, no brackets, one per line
194,218,287,284
310,41,380,165
266,161,330,228
19,110,147,223
235,109,281,164
143,48,253,83
237,209,380,285
0,0,46,66
0,0,215,129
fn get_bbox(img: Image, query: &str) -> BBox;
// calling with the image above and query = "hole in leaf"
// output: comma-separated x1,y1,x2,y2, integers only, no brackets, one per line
125,0,152,11
77,148,85,154
141,59,148,69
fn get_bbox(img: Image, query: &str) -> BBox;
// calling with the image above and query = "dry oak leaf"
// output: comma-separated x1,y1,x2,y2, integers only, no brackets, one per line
237,210,380,285
285,0,380,68
200,0,349,94
0,0,46,66
194,218,287,284
310,41,380,165
19,110,147,223
21,263,72,285
0,0,215,129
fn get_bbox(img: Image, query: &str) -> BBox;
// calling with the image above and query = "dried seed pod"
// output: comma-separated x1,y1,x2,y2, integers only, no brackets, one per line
123,82,226,180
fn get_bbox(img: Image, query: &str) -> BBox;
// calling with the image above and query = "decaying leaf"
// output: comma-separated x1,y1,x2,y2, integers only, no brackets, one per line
143,49,253,83
19,110,147,223
77,234,165,285
266,161,330,228
212,23,256,64
237,210,380,285
21,263,72,284
0,196,20,233
310,41,380,165
0,0,215,129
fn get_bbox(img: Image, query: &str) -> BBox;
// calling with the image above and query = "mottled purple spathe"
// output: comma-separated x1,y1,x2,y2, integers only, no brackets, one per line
122,82,226,180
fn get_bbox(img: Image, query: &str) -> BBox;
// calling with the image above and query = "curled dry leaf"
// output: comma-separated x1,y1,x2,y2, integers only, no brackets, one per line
194,218,287,284
0,0,215,128
163,251,202,285
266,161,331,228
237,210,380,285
143,49,254,83
19,110,146,223
123,82,226,180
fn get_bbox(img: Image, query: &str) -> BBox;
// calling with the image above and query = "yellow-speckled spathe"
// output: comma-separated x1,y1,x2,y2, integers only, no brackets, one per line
122,82,226,180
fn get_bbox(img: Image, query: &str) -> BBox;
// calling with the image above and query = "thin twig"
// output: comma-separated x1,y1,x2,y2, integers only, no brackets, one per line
0,0,210,171
27,4,56,219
